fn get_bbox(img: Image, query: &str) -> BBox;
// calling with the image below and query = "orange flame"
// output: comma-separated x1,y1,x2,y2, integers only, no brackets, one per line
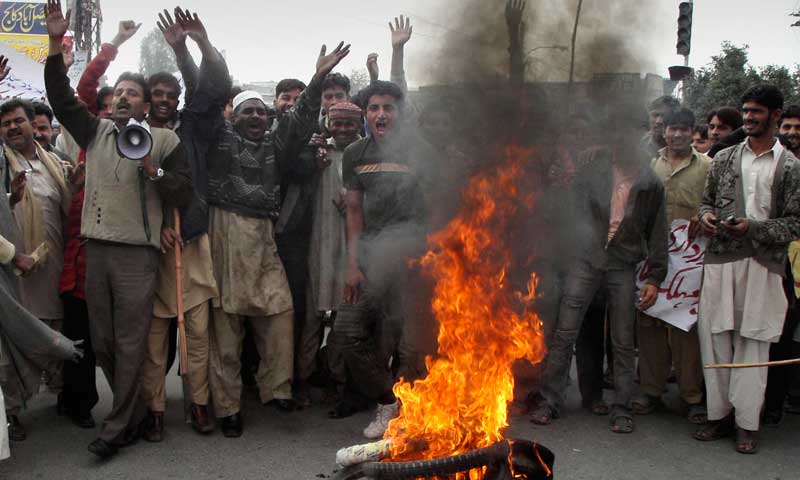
385,145,548,476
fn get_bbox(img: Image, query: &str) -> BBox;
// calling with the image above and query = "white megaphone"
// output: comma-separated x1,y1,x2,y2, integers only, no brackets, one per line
116,119,153,160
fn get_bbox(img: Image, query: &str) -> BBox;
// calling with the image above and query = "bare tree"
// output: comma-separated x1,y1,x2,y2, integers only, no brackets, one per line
349,68,370,96
139,27,175,77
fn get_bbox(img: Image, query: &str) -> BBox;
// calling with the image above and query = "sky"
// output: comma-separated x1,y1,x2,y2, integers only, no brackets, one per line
91,0,800,86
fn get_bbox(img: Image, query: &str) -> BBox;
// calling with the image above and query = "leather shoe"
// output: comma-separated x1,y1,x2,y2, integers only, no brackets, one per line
69,411,96,429
328,401,359,419
190,404,215,434
142,411,164,443
267,398,298,412
221,413,242,438
7,415,26,441
69,413,95,429
88,438,118,459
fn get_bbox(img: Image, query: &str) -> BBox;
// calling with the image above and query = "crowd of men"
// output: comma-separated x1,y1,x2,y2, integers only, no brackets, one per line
0,0,797,463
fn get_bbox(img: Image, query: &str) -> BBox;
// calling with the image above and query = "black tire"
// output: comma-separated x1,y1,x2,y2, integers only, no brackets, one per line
361,441,510,479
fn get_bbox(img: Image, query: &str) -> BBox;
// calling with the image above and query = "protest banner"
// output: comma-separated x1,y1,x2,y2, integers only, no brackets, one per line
636,219,707,332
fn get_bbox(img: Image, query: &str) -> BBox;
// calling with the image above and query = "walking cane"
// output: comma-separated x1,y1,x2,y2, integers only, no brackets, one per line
704,357,800,369
174,209,193,422
174,208,190,374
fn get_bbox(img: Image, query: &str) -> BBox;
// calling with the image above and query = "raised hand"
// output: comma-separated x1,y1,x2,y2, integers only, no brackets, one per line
157,9,186,47
316,41,351,78
112,20,141,47
45,0,71,38
366,53,379,82
505,0,525,30
0,55,10,83
390,15,412,49
174,8,208,43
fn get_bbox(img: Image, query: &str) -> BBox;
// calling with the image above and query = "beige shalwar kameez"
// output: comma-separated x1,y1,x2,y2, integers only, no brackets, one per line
142,234,218,411
207,207,294,417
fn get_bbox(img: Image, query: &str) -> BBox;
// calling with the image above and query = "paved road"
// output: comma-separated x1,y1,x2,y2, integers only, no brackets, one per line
1,366,798,480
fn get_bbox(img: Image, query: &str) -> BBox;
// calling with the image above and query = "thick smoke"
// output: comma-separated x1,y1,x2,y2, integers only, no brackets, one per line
353,1,670,391
400,0,668,393
414,0,662,85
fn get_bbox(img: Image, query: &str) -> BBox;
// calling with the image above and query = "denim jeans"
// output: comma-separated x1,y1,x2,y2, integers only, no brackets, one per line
575,290,608,406
541,258,637,414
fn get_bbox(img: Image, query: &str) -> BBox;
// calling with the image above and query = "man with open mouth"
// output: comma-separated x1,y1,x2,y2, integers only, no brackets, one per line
44,0,193,459
329,80,438,439
204,40,350,438
138,7,230,444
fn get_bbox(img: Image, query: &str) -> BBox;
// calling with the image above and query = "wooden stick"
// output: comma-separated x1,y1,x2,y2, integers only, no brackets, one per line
174,209,189,376
704,358,800,369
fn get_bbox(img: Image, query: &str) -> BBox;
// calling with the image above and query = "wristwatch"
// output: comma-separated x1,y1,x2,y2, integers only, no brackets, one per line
148,168,164,181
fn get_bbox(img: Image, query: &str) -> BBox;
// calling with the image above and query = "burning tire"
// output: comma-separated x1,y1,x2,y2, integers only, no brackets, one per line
333,439,554,480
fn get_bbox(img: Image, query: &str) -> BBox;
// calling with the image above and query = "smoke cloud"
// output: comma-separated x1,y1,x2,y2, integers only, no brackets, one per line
398,0,670,391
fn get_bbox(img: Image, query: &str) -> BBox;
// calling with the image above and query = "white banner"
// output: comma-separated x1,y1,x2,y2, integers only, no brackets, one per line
636,219,707,332
66,48,89,89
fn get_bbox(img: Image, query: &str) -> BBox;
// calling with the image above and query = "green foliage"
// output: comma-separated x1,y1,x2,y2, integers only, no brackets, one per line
139,27,176,78
684,42,800,118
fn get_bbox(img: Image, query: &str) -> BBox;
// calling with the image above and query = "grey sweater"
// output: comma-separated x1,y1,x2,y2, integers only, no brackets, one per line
699,141,800,275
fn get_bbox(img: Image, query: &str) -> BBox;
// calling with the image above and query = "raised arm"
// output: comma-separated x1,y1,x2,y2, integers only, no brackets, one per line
0,55,11,83
274,41,350,164
389,15,412,94
45,0,98,149
506,0,526,90
367,53,379,83
158,8,199,104
78,21,140,112
173,8,230,146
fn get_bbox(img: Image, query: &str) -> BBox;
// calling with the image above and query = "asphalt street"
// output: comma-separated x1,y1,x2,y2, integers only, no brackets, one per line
1,364,798,480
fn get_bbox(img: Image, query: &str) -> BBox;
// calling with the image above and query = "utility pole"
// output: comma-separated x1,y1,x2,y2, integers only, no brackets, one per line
567,0,583,110
677,1,692,68
73,0,102,60
672,1,693,104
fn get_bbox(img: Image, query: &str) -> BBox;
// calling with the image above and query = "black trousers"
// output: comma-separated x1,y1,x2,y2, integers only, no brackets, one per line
277,233,310,381
575,290,609,406
764,305,800,412
60,294,98,417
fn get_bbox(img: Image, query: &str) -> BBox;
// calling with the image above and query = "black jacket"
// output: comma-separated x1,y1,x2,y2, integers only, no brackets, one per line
571,146,669,285
175,55,231,242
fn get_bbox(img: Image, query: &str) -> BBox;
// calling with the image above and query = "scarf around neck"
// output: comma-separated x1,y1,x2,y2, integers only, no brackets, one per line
4,141,71,255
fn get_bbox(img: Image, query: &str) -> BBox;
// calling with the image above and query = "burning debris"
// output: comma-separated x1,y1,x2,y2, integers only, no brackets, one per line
334,147,551,479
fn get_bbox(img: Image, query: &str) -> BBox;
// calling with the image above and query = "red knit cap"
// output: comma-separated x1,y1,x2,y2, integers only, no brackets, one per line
328,102,363,121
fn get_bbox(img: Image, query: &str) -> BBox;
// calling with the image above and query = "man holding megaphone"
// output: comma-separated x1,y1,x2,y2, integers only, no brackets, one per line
43,0,193,459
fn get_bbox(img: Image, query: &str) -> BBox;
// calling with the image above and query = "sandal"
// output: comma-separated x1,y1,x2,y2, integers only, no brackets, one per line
529,404,556,426
687,404,707,425
589,399,610,416
610,410,634,434
693,415,735,442
631,394,659,415
735,428,759,454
